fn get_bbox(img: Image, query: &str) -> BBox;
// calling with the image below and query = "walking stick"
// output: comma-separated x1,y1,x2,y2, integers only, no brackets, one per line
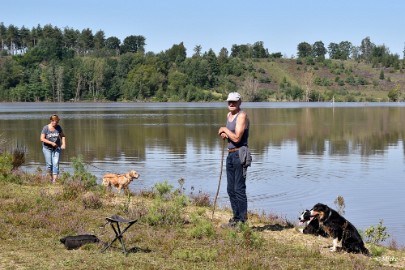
212,138,226,220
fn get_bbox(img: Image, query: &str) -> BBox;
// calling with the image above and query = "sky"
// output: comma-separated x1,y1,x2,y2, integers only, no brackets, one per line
1,0,404,58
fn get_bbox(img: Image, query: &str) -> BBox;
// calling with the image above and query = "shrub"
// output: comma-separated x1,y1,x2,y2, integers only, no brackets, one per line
334,195,345,215
190,192,211,207
364,219,390,244
60,155,97,190
0,152,13,177
82,192,103,209
61,179,87,200
173,248,218,262
379,70,385,80
154,180,173,197
0,152,21,184
368,244,385,256
143,194,186,226
188,214,215,239
12,146,26,170
225,222,264,249
68,155,97,189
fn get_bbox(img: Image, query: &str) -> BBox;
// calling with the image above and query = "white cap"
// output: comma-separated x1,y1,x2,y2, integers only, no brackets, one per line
226,92,241,101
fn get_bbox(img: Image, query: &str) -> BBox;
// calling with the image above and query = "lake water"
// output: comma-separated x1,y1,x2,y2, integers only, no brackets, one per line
1,102,405,246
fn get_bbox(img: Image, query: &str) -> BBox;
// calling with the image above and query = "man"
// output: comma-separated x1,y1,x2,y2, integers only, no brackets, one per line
218,92,250,227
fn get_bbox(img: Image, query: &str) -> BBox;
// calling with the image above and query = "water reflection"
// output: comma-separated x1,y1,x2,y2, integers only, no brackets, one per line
1,102,405,246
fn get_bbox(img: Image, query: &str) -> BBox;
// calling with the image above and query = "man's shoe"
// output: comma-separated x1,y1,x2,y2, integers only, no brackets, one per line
221,220,237,229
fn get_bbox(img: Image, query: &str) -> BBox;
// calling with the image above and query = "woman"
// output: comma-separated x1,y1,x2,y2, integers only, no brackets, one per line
40,114,66,183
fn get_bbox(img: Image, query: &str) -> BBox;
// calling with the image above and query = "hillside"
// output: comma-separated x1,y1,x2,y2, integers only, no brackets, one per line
250,58,405,102
1,52,404,102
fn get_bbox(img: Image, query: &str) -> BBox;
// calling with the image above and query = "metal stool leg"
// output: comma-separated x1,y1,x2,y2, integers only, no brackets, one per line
101,215,138,255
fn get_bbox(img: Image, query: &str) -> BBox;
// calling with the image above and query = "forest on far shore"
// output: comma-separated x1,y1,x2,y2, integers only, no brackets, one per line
1,23,404,102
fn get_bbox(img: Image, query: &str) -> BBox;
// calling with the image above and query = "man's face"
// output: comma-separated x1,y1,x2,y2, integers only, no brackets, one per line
227,100,240,112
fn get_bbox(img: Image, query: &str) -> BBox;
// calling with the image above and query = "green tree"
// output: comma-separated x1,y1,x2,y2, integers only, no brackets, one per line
328,42,339,59
270,52,283,58
24,68,45,101
165,42,187,63
6,24,19,55
63,27,79,50
123,62,163,100
45,60,59,101
285,85,304,101
93,30,105,50
121,35,145,54
329,41,352,60
360,36,375,62
102,58,120,100
231,44,251,59
379,69,384,80
297,42,312,58
0,22,6,52
30,24,43,47
204,49,219,87
41,24,63,49
312,41,326,59
183,58,209,87
26,37,69,62
217,47,229,64
193,45,202,58
105,36,121,55
56,65,65,102
373,45,389,59
167,70,188,98
92,58,107,100
351,46,360,60
388,84,401,102
19,26,31,51
338,41,352,60
252,41,268,58
78,28,94,55
0,58,23,90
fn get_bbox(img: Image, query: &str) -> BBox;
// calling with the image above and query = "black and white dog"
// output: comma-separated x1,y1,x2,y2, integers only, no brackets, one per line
310,203,369,255
298,209,328,237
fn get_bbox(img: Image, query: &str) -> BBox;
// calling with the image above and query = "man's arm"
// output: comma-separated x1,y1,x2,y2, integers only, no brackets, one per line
218,112,247,143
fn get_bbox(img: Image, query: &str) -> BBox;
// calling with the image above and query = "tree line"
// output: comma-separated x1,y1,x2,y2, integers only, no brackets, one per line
297,37,401,69
0,23,403,102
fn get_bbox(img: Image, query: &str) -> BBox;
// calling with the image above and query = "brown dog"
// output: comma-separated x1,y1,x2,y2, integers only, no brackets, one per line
102,170,140,193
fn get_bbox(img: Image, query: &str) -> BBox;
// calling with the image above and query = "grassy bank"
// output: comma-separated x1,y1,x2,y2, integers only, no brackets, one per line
1,164,404,270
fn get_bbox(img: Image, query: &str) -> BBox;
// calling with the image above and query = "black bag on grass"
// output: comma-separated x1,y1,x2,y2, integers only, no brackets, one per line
60,234,100,250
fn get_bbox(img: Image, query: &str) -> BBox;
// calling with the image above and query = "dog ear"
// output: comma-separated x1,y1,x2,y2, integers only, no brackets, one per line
130,170,139,178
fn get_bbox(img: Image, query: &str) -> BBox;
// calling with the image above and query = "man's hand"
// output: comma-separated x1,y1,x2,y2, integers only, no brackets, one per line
218,127,228,139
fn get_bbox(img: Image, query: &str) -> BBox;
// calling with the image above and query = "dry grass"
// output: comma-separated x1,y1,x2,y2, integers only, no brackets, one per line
0,172,404,270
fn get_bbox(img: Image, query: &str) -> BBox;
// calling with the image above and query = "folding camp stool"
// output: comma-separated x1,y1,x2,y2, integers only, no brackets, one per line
101,215,138,255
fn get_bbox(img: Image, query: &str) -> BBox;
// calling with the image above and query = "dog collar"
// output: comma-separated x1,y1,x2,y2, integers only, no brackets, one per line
322,210,332,222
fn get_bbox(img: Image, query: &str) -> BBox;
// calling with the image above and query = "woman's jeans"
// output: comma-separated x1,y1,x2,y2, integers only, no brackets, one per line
226,151,247,222
42,146,61,175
